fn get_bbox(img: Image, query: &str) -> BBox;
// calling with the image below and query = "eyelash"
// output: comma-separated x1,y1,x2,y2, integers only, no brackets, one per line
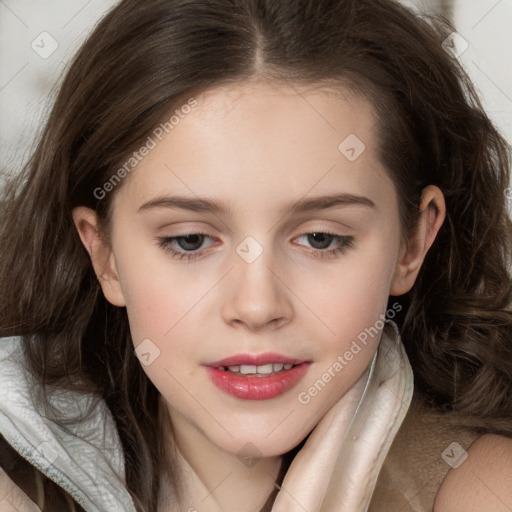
157,230,355,261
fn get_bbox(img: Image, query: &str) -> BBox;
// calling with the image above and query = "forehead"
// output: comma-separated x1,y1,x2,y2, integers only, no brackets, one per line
180,79,378,149
112,80,395,216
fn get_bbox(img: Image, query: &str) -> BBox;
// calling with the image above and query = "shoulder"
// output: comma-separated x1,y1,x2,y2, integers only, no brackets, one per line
434,433,512,512
0,467,42,511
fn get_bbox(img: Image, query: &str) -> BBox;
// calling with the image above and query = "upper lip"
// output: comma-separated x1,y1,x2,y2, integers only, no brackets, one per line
205,352,310,368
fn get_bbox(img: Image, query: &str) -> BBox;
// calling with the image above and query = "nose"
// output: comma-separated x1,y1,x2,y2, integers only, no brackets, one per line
220,239,293,332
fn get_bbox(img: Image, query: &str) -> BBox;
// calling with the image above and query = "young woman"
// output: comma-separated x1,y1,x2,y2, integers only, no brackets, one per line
1,0,511,511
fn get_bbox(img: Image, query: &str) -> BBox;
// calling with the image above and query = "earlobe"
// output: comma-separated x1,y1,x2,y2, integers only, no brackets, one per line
72,206,126,307
390,185,446,296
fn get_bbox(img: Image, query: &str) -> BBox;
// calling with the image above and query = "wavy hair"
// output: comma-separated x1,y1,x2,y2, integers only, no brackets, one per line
1,0,511,510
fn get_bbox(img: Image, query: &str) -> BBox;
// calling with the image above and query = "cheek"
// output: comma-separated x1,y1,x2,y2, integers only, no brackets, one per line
115,256,205,391
112,235,204,340
118,273,173,342
294,246,398,411
308,242,399,386
303,237,398,333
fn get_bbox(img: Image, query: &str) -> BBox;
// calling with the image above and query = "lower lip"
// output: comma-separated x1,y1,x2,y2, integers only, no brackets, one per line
205,363,311,400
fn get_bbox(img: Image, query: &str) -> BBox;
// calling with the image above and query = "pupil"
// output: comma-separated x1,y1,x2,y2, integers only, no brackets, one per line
309,233,333,249
178,234,203,251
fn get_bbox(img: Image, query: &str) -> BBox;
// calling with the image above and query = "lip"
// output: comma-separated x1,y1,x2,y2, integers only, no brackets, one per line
204,353,312,400
206,352,309,367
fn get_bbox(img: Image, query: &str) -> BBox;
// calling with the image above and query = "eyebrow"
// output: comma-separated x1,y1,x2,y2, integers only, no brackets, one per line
138,192,376,216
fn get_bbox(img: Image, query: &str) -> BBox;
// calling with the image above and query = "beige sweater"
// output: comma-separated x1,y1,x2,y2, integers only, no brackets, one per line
369,389,481,512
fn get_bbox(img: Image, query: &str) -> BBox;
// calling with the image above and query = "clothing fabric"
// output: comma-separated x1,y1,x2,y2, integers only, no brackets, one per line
270,320,414,511
368,386,481,511
0,324,480,511
0,335,133,511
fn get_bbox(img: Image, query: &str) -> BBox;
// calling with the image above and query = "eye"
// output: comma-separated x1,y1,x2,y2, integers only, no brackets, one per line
157,233,216,261
294,232,355,258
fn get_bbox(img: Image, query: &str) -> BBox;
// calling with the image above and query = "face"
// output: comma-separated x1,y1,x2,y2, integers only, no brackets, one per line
78,80,422,459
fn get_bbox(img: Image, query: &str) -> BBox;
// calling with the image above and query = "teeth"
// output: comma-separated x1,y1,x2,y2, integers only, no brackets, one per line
256,364,274,374
239,365,257,375
223,363,296,375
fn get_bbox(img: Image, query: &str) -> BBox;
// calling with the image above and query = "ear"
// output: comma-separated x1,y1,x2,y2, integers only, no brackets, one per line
72,206,126,307
390,185,446,296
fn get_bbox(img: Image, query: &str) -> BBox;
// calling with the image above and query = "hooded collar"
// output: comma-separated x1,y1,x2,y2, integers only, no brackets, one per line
0,336,136,512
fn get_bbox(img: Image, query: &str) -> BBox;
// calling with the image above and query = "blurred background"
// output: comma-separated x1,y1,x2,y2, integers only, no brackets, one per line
0,0,511,203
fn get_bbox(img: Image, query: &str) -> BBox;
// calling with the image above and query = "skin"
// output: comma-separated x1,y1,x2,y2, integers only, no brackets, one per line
73,79,445,512
434,434,512,512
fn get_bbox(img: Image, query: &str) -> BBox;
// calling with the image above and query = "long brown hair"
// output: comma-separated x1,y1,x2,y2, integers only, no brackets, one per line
1,0,511,510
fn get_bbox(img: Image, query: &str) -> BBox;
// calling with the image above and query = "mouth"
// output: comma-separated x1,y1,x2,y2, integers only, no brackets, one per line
204,353,311,400
216,362,298,376
206,351,309,369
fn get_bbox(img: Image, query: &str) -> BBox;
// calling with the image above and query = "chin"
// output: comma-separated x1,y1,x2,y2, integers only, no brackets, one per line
213,424,313,460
